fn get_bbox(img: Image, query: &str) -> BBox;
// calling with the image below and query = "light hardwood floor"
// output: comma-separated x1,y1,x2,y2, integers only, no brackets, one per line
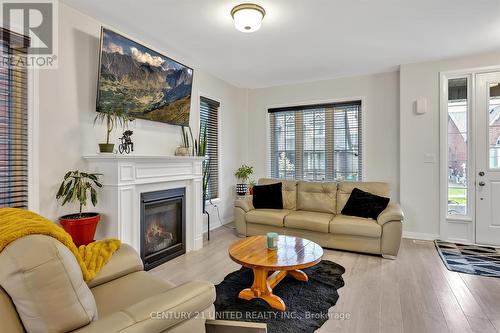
150,226,500,333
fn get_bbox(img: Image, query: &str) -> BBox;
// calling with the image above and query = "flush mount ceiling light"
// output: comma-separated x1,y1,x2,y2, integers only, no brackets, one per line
231,3,266,33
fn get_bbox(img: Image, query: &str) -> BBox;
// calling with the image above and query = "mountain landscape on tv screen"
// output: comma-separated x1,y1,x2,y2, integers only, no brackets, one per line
97,28,193,126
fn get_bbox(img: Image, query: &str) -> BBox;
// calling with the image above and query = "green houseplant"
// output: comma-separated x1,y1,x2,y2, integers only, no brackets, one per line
175,126,193,156
235,164,253,195
94,108,133,153
197,122,209,204
56,170,103,246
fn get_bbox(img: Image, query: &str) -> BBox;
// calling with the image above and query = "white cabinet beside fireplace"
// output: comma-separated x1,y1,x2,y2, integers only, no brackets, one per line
83,155,205,254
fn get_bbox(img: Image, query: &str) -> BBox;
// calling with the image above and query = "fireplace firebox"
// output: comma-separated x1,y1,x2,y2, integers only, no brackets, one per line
140,188,186,270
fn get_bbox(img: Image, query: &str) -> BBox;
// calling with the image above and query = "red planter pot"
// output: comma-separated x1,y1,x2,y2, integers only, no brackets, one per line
59,213,100,247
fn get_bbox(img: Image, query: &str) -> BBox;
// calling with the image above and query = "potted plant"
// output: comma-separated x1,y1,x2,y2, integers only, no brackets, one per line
56,170,103,246
94,107,133,153
235,165,254,195
197,122,209,205
175,126,192,156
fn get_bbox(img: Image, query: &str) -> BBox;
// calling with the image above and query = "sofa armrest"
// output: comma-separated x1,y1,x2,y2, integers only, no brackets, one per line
377,203,404,226
87,244,143,288
75,281,215,333
234,196,254,212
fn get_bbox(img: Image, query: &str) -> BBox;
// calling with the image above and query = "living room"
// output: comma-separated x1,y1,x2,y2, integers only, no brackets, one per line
1,1,500,332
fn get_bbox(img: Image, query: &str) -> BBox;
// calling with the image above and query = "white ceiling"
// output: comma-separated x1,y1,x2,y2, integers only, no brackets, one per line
62,0,500,89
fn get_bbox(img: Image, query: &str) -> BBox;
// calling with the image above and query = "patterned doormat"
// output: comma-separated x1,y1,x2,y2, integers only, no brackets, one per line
435,240,500,278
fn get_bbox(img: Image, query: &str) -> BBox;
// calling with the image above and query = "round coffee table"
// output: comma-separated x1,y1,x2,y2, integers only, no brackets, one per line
229,235,323,311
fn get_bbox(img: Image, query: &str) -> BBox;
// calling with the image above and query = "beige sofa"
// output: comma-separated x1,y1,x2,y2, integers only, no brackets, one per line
234,179,404,258
0,235,215,333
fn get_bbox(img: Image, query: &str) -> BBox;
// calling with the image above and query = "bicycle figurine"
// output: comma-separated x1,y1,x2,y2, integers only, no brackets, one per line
118,130,134,154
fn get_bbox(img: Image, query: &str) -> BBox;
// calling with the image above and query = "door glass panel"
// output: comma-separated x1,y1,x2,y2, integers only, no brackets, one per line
447,78,468,215
489,82,500,169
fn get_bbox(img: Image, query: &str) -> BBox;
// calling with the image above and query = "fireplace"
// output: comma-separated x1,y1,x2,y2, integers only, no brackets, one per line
140,188,186,270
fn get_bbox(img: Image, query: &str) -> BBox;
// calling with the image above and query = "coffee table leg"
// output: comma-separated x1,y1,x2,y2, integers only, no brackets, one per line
288,269,308,282
238,268,286,311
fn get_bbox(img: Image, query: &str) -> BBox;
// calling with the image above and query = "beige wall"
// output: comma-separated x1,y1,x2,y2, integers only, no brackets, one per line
246,71,400,201
400,50,500,238
37,3,248,228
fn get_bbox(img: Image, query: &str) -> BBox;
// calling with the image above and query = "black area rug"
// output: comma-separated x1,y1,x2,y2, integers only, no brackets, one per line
435,240,500,278
214,260,345,333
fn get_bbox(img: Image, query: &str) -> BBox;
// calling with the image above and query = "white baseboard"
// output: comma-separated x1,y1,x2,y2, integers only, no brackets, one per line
402,231,440,241
203,214,233,233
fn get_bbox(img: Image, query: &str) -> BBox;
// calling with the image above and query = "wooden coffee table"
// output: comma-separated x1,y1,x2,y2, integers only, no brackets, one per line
228,235,323,311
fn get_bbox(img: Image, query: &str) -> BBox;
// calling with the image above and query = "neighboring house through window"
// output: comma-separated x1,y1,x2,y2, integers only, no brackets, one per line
268,101,362,181
200,96,219,200
0,29,30,208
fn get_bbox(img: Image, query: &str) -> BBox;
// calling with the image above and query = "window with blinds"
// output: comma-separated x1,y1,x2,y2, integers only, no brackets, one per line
0,29,30,208
200,96,220,200
268,101,362,181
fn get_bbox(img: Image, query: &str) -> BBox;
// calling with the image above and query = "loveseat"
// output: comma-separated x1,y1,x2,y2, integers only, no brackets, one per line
0,235,216,333
234,178,404,258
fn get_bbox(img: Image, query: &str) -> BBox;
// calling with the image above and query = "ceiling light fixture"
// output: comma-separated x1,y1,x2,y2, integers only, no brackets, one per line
231,3,266,33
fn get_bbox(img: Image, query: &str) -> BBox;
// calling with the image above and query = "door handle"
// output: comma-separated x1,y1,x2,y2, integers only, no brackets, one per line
479,171,485,176
478,181,486,186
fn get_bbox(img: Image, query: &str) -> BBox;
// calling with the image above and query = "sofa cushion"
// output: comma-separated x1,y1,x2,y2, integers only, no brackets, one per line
0,235,97,333
246,209,291,227
330,215,382,238
252,182,283,209
259,178,297,210
297,181,337,214
91,271,174,317
341,187,390,220
284,210,333,233
337,181,390,214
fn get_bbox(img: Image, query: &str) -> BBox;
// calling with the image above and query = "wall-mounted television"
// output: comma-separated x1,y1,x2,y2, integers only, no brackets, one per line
96,27,193,126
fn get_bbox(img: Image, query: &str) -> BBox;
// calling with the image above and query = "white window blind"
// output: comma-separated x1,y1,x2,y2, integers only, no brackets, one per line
0,29,30,208
268,101,362,181
200,96,219,200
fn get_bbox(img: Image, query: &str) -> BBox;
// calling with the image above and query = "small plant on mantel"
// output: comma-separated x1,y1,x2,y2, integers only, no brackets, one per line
94,106,134,153
175,125,193,156
56,170,103,246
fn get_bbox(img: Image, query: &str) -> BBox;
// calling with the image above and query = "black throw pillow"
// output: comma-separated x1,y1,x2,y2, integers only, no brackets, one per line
252,182,283,209
341,187,390,219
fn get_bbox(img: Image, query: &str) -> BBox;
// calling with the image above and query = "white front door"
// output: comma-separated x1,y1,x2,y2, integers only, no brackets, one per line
475,72,500,246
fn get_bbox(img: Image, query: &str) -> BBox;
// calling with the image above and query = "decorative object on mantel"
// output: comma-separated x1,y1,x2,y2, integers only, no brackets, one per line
118,130,134,154
94,107,133,153
235,164,254,195
56,170,103,246
175,125,192,156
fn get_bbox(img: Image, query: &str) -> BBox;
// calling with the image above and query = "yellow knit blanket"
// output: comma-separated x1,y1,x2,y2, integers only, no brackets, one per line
0,208,121,282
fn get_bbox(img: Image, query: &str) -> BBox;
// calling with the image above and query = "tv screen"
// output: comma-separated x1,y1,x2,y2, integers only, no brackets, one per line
96,27,193,126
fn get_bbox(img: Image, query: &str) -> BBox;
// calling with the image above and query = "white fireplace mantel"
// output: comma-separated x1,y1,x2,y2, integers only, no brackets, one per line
83,155,205,253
